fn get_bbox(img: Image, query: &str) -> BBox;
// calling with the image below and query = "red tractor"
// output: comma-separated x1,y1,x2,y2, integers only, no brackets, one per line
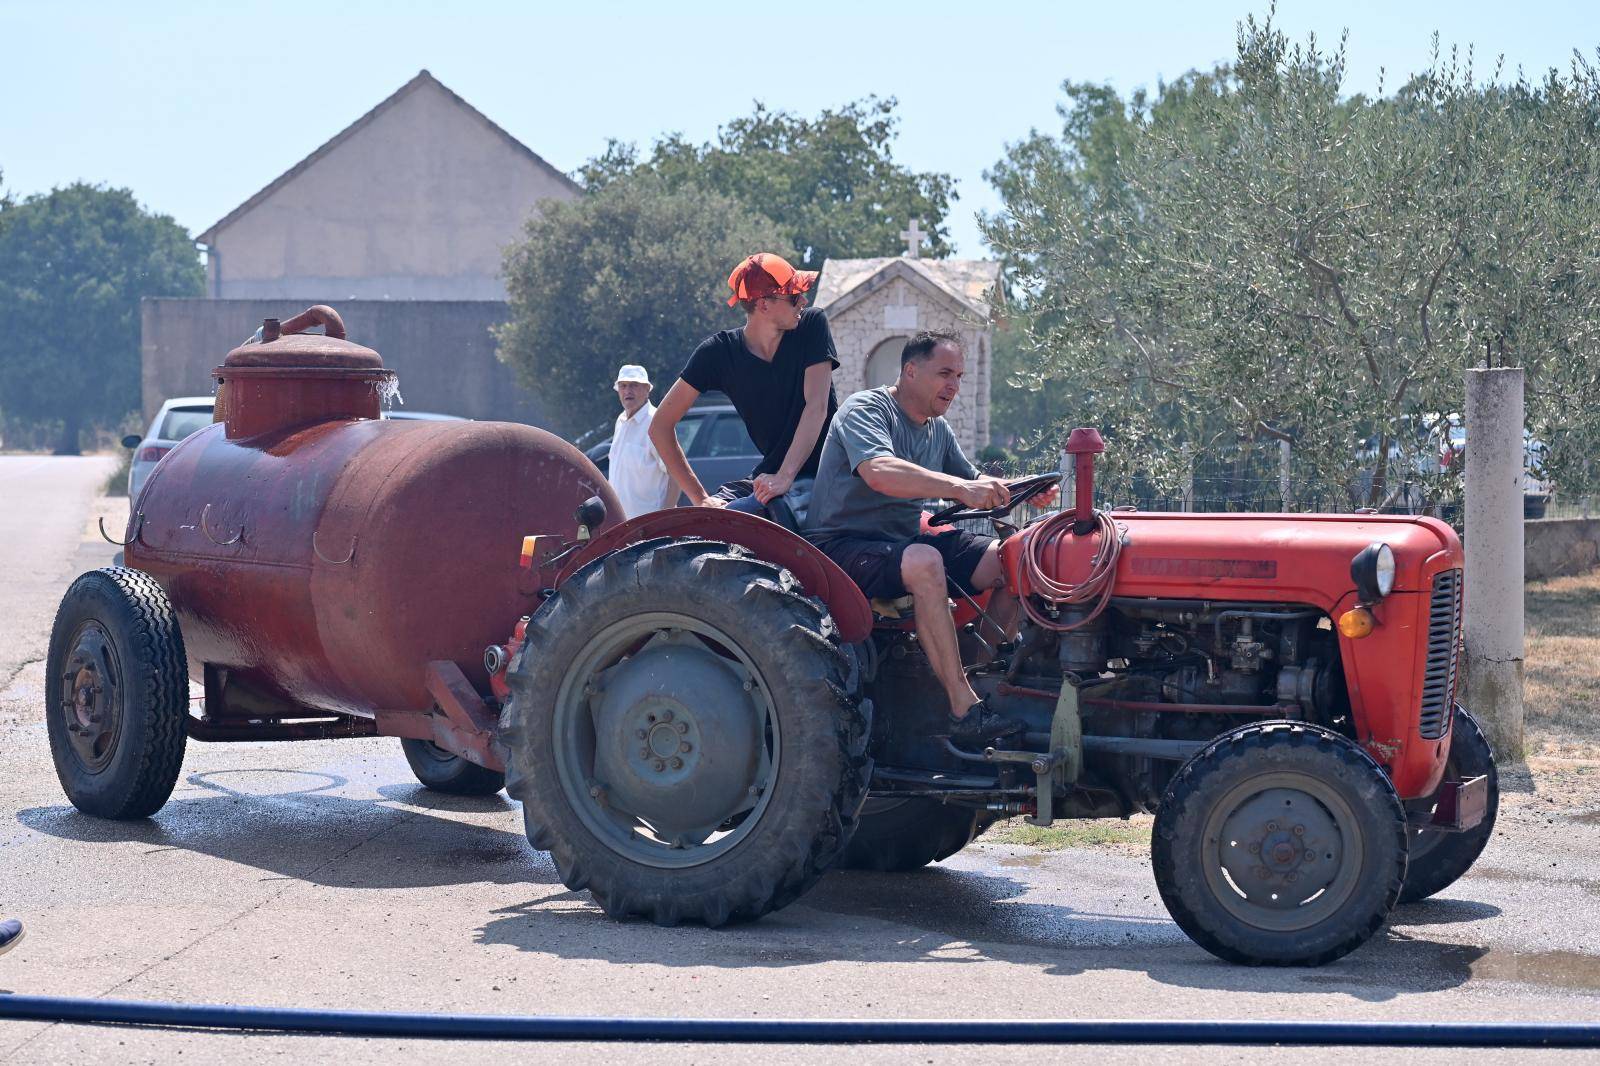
49,311,1494,968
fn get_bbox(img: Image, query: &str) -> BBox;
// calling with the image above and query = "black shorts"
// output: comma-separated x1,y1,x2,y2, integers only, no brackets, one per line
812,530,994,600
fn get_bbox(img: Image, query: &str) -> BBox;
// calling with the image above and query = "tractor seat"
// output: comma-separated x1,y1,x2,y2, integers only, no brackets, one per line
765,494,804,536
871,594,916,619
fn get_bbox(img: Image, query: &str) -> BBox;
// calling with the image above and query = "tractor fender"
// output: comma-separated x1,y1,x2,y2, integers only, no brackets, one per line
554,509,873,643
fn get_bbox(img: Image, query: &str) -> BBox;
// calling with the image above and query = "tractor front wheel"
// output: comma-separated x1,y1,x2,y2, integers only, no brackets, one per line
501,538,869,926
1152,721,1407,966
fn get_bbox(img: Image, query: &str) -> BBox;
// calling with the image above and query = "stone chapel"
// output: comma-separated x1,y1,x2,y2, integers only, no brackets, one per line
813,223,1001,453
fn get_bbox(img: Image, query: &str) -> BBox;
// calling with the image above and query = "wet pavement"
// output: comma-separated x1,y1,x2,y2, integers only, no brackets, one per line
2,462,1600,1064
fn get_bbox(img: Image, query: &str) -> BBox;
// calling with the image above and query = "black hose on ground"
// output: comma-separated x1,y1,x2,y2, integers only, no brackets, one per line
1,995,1598,1046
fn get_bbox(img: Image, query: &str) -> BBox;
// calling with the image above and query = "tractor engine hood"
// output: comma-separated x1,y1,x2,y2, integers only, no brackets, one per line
1011,510,1462,614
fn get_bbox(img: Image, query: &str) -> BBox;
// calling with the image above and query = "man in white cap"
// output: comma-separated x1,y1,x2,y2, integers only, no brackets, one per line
608,365,675,519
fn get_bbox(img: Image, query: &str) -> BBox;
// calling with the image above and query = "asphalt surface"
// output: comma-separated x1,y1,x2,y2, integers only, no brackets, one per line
2,454,1600,1064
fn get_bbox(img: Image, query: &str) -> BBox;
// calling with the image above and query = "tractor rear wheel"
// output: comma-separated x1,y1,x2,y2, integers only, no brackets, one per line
501,538,870,925
46,568,189,819
836,798,990,871
1152,721,1406,966
400,738,506,796
1398,705,1499,904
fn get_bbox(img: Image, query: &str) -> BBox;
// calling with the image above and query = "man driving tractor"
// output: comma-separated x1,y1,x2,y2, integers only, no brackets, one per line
806,329,1037,742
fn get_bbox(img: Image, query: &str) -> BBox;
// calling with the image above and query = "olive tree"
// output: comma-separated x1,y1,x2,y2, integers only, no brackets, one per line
985,13,1600,509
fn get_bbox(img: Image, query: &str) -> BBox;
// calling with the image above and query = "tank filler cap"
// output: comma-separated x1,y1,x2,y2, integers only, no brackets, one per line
223,305,384,371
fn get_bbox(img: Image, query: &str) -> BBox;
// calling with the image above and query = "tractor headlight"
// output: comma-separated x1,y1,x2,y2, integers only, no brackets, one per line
1351,542,1395,603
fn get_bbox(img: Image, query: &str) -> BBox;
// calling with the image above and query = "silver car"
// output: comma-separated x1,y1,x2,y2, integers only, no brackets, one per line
123,397,216,501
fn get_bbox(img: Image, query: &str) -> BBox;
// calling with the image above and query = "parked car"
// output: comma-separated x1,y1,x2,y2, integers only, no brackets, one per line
1436,415,1552,518
123,397,215,500
1353,414,1552,518
585,396,759,505
123,399,465,500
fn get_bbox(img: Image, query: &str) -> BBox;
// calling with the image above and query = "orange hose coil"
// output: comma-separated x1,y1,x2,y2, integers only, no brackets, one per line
1020,508,1122,631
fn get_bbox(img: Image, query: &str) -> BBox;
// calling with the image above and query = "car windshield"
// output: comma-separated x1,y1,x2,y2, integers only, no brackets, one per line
674,412,705,452
700,414,757,458
158,406,214,442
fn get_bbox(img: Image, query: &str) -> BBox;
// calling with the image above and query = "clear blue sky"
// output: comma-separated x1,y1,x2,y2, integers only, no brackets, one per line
3,0,1595,257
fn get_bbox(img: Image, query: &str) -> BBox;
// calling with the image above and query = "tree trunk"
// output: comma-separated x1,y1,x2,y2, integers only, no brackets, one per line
1366,431,1391,509
55,412,82,456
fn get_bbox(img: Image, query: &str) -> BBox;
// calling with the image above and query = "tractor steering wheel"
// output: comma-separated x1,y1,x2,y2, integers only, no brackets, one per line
927,472,1063,527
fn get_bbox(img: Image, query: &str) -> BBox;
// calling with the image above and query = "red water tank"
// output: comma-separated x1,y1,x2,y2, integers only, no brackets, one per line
125,306,619,719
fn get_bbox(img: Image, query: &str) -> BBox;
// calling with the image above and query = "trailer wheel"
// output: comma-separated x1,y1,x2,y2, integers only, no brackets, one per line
502,538,869,926
1152,721,1406,966
46,568,189,819
1399,705,1499,904
400,738,506,796
836,798,989,871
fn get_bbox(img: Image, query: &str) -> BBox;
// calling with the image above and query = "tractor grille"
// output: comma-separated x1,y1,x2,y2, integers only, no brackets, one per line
1419,568,1462,740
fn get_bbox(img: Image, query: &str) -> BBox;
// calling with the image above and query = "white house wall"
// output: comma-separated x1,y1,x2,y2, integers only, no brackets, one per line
206,80,575,301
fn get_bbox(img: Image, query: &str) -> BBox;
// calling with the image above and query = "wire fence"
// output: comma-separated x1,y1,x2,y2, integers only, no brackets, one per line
1540,497,1596,521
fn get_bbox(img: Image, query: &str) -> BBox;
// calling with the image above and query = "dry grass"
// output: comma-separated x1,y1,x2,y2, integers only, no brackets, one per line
987,814,1153,856
1525,568,1600,758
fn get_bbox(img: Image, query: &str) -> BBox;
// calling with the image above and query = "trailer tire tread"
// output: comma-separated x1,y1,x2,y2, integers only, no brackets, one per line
45,567,189,820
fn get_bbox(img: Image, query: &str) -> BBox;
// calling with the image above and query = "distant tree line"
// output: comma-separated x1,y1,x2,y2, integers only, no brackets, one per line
0,178,201,454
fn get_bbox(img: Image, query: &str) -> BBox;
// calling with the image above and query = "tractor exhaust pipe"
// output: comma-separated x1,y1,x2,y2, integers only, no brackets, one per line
1065,427,1105,535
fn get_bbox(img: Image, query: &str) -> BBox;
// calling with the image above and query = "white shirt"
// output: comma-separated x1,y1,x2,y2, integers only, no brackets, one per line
609,401,674,519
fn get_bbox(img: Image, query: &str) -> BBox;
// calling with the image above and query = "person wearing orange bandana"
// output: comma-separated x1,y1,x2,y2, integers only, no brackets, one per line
649,253,838,523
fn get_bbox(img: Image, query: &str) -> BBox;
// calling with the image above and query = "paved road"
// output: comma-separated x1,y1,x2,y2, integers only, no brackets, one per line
2,460,1599,1064
0,456,116,686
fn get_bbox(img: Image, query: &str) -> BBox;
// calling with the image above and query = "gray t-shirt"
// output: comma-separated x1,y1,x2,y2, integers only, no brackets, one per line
804,387,978,541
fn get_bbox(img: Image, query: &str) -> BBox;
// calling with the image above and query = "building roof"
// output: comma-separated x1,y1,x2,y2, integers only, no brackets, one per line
814,256,1003,320
197,70,579,244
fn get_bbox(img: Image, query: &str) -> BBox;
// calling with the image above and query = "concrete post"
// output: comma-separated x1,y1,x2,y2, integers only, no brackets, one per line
1279,440,1293,511
1182,443,1195,512
1463,367,1526,761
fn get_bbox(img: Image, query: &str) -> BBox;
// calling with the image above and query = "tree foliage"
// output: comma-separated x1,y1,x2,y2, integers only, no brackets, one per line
579,98,957,265
984,13,1600,509
0,183,202,454
497,174,791,437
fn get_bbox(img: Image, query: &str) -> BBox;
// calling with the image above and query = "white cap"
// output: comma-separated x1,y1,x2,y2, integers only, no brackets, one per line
615,364,652,386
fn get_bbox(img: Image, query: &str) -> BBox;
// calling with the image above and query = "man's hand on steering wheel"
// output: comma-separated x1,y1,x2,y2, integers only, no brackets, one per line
929,472,1063,526
955,475,1010,511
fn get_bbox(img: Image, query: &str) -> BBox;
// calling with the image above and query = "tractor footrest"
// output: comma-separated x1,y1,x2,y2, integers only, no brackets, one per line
1415,774,1489,832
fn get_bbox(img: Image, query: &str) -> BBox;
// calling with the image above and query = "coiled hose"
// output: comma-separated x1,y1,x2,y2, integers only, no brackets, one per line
1,994,1599,1046
1020,507,1121,631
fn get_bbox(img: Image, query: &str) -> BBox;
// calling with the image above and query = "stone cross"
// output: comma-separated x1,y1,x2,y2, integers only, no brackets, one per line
899,219,925,259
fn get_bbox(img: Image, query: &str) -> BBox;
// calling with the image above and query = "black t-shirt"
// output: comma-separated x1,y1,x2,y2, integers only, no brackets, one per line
680,307,840,479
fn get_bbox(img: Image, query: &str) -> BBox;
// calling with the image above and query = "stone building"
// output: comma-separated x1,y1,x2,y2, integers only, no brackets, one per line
813,237,1001,453
142,70,577,423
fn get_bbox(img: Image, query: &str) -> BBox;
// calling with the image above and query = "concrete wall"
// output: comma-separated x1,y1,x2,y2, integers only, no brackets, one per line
1526,517,1600,581
141,299,543,427
825,275,991,453
206,78,576,301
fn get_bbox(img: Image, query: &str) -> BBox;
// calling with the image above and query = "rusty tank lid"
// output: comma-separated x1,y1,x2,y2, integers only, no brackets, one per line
223,305,384,370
